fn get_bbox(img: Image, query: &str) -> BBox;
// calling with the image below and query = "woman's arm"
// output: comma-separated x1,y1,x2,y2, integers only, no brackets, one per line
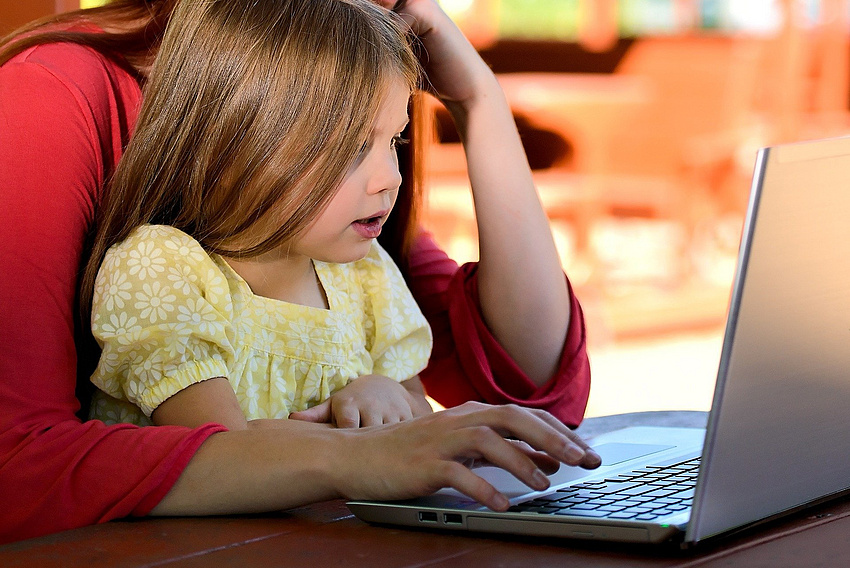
151,401,600,516
391,0,571,387
0,44,226,544
409,232,590,426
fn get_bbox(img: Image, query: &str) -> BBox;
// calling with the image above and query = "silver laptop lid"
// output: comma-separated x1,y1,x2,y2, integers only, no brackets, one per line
688,136,850,543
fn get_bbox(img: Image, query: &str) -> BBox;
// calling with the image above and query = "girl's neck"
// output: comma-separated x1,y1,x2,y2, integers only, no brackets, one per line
223,253,328,309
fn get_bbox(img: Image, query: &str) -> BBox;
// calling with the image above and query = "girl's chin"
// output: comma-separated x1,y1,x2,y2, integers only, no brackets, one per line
313,240,373,265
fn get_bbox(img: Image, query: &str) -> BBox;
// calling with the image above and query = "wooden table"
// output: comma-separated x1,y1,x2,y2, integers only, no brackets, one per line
5,412,850,567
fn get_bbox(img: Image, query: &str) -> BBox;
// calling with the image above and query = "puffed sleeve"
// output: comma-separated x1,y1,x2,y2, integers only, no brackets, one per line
90,225,237,417
360,242,433,382
406,231,590,427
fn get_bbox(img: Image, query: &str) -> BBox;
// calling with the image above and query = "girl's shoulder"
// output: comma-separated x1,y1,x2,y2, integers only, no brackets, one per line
120,223,200,246
97,225,233,311
105,225,215,273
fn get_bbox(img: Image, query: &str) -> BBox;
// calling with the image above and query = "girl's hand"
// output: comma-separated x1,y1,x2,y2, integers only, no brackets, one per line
288,375,433,428
335,402,602,511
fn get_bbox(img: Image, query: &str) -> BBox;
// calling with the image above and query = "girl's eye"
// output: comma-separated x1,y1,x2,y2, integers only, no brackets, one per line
391,135,409,151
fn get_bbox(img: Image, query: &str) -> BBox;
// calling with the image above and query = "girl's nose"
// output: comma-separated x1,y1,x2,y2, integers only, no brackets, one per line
367,153,402,195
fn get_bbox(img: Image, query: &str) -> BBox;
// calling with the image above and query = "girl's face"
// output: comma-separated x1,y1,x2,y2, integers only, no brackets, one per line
291,77,410,264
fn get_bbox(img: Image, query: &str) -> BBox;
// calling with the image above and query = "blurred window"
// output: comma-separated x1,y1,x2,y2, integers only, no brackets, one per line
440,0,830,41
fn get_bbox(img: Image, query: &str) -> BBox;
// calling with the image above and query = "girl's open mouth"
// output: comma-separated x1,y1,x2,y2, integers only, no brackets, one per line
352,215,384,238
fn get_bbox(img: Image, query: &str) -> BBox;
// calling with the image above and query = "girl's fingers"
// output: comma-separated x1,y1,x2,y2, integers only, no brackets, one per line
360,410,384,428
288,399,332,423
334,403,362,429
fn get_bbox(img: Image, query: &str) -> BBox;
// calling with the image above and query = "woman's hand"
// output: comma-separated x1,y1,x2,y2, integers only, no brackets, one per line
288,375,433,428
377,0,495,107
334,402,602,511
152,402,600,517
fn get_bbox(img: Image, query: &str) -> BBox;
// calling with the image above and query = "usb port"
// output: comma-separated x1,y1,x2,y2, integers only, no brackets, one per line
443,513,463,525
418,511,438,523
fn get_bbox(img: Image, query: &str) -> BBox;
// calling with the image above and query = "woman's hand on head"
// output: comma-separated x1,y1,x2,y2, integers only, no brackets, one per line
376,0,496,107
334,402,601,511
288,374,432,428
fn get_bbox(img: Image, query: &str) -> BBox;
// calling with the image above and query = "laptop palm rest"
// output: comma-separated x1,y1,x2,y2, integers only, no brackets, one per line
405,427,704,506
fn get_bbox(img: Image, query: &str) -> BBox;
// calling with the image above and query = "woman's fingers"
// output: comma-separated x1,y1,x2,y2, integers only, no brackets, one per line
435,460,510,511
525,408,602,469
506,439,562,475
453,426,551,491
337,403,599,510
444,403,600,469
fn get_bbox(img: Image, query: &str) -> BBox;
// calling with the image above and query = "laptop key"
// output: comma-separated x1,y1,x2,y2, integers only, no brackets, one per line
607,511,640,519
642,489,679,498
554,509,611,518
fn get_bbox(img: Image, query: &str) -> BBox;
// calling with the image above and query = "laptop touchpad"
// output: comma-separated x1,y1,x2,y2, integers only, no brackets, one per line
593,443,674,466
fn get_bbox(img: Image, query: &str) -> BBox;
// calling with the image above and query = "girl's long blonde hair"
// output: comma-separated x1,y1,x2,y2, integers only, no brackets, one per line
79,0,420,318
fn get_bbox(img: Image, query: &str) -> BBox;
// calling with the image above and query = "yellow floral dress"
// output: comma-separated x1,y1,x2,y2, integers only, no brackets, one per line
89,225,432,426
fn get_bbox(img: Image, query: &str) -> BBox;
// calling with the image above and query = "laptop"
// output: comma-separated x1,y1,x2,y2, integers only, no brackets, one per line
347,134,850,547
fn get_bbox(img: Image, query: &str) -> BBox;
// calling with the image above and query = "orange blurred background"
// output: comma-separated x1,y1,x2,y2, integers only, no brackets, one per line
422,0,850,416
4,0,849,417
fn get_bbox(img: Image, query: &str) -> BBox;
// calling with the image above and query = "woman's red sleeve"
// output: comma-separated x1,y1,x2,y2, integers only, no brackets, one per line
407,232,591,427
0,44,225,544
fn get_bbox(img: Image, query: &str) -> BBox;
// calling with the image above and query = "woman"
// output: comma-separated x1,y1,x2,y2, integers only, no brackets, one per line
0,0,593,543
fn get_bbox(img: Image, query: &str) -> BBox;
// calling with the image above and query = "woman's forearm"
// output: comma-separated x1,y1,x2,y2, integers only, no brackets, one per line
385,0,572,387
447,80,571,387
150,403,601,517
150,423,342,516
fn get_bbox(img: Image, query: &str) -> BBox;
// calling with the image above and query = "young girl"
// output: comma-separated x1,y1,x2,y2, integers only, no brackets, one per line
81,0,433,430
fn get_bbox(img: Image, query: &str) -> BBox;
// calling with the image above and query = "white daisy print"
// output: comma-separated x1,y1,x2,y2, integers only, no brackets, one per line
100,270,132,312
166,263,198,296
175,297,223,336
95,311,140,340
377,303,406,338
126,240,167,281
163,236,206,264
134,280,177,323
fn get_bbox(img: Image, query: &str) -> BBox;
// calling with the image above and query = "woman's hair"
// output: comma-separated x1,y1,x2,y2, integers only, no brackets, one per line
78,0,421,318
0,0,177,71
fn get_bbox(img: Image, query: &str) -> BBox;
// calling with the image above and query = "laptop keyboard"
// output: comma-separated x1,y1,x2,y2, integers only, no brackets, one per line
508,457,700,521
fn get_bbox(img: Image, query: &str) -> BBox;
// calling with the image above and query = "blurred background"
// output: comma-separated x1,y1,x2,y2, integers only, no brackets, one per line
4,0,850,418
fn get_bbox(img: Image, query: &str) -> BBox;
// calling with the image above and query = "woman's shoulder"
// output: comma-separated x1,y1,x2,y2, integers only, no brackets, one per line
6,38,132,77
1,40,141,119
